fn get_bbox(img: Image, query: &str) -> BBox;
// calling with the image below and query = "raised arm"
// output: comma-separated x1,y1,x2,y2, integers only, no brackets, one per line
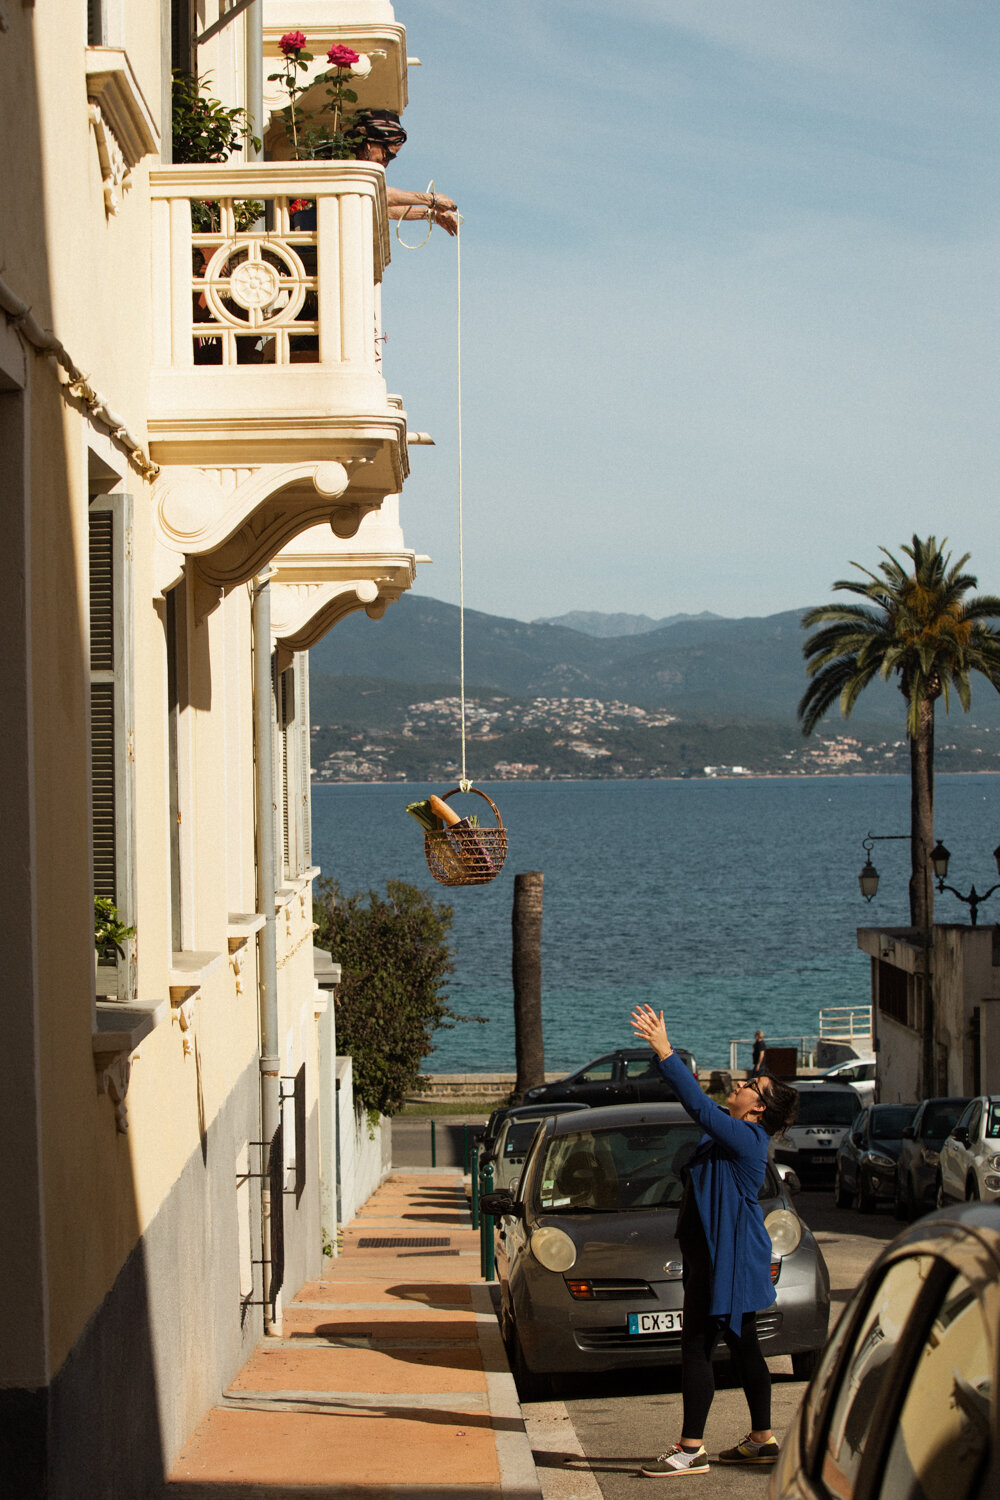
630,1005,762,1160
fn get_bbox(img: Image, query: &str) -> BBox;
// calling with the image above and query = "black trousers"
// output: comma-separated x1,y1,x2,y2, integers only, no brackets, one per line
678,1228,771,1438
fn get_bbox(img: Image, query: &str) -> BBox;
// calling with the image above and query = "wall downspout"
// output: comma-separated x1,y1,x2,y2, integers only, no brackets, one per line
252,570,282,1336
246,0,263,163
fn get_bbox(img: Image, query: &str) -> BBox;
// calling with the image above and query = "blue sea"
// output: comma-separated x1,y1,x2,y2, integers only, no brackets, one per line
311,776,1000,1073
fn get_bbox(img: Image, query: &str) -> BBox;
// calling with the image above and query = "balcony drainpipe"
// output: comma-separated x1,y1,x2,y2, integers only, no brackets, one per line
252,569,282,1336
246,0,263,162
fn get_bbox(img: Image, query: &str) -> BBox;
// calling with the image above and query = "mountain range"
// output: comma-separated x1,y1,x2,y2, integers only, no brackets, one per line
532,609,722,638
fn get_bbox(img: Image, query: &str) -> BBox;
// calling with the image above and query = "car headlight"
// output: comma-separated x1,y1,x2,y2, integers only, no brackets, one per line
764,1209,802,1257
866,1151,895,1169
920,1148,939,1167
530,1225,577,1272
989,1155,1000,1171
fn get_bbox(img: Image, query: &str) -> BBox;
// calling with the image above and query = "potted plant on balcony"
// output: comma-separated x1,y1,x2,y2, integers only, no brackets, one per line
171,71,263,231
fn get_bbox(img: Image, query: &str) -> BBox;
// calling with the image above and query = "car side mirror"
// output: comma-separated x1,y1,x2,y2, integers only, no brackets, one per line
480,1190,522,1219
902,1126,915,1140
952,1126,970,1147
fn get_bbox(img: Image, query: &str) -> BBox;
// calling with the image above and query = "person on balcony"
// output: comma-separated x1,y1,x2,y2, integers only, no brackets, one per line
354,110,459,236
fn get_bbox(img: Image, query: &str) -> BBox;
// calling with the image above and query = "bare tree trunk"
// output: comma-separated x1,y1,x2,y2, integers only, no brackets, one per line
908,697,935,931
512,872,544,1100
909,696,936,1098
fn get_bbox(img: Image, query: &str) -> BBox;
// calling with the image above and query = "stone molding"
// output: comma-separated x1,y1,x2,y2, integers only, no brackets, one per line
86,48,159,216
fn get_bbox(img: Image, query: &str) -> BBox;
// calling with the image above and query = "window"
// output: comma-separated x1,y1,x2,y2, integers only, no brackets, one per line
819,1255,937,1496
89,495,135,999
879,1273,991,1500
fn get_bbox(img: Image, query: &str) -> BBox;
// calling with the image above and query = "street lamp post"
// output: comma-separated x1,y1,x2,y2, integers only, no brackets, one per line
927,841,1000,927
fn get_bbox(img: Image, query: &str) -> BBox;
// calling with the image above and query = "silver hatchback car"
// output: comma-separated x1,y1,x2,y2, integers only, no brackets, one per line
481,1102,830,1399
937,1094,1000,1205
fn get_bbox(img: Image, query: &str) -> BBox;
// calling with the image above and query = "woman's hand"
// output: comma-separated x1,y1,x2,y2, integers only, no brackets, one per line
630,1004,673,1060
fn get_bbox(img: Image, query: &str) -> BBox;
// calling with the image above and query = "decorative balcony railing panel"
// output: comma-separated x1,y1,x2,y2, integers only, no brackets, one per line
148,162,408,590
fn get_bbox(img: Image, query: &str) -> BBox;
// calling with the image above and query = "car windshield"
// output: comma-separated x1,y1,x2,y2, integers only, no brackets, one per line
870,1106,915,1140
987,1102,1000,1139
535,1123,703,1213
922,1103,964,1140
501,1120,546,1156
795,1091,859,1127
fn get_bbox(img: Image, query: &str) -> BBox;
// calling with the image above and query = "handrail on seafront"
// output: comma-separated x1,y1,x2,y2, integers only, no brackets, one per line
729,1005,873,1074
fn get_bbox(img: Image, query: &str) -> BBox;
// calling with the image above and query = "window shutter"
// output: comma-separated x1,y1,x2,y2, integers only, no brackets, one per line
90,495,136,1000
296,654,312,870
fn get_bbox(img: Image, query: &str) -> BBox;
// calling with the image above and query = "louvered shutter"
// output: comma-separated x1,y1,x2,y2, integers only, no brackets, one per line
296,653,312,870
90,495,136,1000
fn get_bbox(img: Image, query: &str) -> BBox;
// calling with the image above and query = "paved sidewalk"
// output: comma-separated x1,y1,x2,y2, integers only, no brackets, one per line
163,1171,541,1498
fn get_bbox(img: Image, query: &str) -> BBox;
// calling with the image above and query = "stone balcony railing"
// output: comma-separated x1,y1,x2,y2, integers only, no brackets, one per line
148,161,409,593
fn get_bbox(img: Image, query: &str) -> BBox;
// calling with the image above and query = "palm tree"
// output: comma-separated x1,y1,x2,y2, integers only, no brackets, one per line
799,535,1000,929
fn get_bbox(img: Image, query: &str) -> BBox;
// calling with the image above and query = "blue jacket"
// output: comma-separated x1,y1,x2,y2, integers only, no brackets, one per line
657,1051,775,1332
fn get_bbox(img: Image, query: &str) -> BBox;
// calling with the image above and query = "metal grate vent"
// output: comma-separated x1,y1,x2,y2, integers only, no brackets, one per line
356,1236,452,1249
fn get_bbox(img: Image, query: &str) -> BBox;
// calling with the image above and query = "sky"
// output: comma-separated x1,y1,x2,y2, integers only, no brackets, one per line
377,1,1000,624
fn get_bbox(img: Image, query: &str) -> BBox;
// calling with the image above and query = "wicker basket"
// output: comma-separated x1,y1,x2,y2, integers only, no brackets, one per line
423,787,507,887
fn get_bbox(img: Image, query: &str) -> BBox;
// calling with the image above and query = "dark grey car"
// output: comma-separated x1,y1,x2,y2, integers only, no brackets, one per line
894,1096,970,1220
520,1047,697,1109
834,1102,917,1213
482,1102,830,1399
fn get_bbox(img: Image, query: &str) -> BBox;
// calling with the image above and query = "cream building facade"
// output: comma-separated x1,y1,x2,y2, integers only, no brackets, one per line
1,2,432,1491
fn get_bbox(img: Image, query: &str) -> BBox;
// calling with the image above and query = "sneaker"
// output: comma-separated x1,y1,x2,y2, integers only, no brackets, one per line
718,1434,780,1465
640,1444,709,1477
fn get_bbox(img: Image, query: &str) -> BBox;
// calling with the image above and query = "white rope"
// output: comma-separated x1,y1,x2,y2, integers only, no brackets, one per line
394,178,437,250
456,213,470,794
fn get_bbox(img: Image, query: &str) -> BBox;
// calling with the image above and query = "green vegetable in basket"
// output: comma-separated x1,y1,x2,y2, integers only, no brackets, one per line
406,798,441,831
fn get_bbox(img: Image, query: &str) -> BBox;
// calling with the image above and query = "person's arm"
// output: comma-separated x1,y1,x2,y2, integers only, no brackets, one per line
630,1005,759,1157
385,187,459,236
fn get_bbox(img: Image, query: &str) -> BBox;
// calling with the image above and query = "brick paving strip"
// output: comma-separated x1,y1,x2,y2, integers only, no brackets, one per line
164,1173,541,1498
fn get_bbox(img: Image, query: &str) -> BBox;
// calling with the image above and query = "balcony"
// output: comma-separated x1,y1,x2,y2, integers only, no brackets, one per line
149,161,408,590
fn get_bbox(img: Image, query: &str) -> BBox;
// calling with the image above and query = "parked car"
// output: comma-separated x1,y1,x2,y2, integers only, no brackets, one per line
770,1202,1000,1500
774,1080,863,1184
481,1102,830,1399
819,1055,877,1106
834,1102,917,1212
520,1046,697,1110
937,1094,1000,1206
894,1096,970,1220
479,1103,588,1193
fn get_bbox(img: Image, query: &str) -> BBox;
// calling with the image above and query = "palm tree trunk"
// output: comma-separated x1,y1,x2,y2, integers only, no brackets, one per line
908,698,935,930
512,871,545,1100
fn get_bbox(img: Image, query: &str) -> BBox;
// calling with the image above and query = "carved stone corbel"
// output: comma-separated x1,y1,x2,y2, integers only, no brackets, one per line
170,985,199,1056
95,1050,134,1133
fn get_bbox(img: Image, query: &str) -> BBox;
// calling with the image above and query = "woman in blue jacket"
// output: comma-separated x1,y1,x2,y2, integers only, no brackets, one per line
630,1004,799,1478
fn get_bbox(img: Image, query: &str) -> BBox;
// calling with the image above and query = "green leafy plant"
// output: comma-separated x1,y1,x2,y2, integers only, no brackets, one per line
171,71,263,232
94,897,135,963
268,32,364,161
314,878,484,1117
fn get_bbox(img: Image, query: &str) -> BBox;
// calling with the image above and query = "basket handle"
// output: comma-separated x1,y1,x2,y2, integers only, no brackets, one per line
439,785,504,830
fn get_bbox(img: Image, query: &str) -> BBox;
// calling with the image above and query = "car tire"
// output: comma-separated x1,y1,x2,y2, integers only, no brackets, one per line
856,1175,876,1214
791,1348,822,1381
506,1319,553,1402
966,1178,980,1202
834,1168,852,1209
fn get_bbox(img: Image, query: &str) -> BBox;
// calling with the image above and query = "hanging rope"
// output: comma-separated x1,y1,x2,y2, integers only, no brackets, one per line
394,185,470,792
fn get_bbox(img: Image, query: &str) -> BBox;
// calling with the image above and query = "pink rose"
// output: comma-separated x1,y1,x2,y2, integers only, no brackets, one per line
326,44,360,69
279,31,307,56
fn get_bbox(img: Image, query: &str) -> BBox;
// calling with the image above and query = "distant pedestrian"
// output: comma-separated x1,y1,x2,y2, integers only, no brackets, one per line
629,1003,799,1476
752,1030,767,1077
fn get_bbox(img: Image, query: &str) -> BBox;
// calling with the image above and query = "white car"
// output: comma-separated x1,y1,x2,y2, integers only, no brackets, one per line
819,1055,877,1107
774,1080,864,1184
936,1094,1000,1205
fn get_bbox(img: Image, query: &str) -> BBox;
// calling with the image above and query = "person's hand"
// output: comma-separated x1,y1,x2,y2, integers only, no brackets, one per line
630,1004,673,1060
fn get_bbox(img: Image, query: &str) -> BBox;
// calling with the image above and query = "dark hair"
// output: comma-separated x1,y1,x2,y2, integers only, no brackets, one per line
755,1074,799,1139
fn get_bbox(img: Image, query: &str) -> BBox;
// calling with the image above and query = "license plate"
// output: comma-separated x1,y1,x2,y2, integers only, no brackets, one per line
811,1153,835,1164
628,1310,683,1335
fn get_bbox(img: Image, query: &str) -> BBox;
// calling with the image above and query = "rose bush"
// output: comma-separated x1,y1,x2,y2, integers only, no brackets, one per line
268,32,363,160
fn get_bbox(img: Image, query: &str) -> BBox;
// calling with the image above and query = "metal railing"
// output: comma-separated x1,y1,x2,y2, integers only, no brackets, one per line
729,1036,818,1073
818,1005,872,1045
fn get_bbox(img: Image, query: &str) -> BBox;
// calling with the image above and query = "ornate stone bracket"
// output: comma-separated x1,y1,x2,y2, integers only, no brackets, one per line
92,1000,167,1134
94,1050,134,1133
170,988,198,1056
86,48,159,219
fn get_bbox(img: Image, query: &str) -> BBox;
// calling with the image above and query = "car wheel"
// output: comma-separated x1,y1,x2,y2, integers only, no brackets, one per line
856,1174,876,1214
966,1177,980,1202
506,1319,553,1402
834,1168,852,1209
791,1348,822,1381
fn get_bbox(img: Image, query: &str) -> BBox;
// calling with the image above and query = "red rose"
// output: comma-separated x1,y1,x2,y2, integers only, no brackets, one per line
326,44,360,69
279,31,307,56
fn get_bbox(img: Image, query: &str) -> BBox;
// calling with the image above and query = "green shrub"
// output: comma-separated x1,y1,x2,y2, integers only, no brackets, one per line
314,879,482,1117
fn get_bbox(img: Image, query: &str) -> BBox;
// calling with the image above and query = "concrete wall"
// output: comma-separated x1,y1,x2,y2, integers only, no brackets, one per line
336,1056,391,1226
